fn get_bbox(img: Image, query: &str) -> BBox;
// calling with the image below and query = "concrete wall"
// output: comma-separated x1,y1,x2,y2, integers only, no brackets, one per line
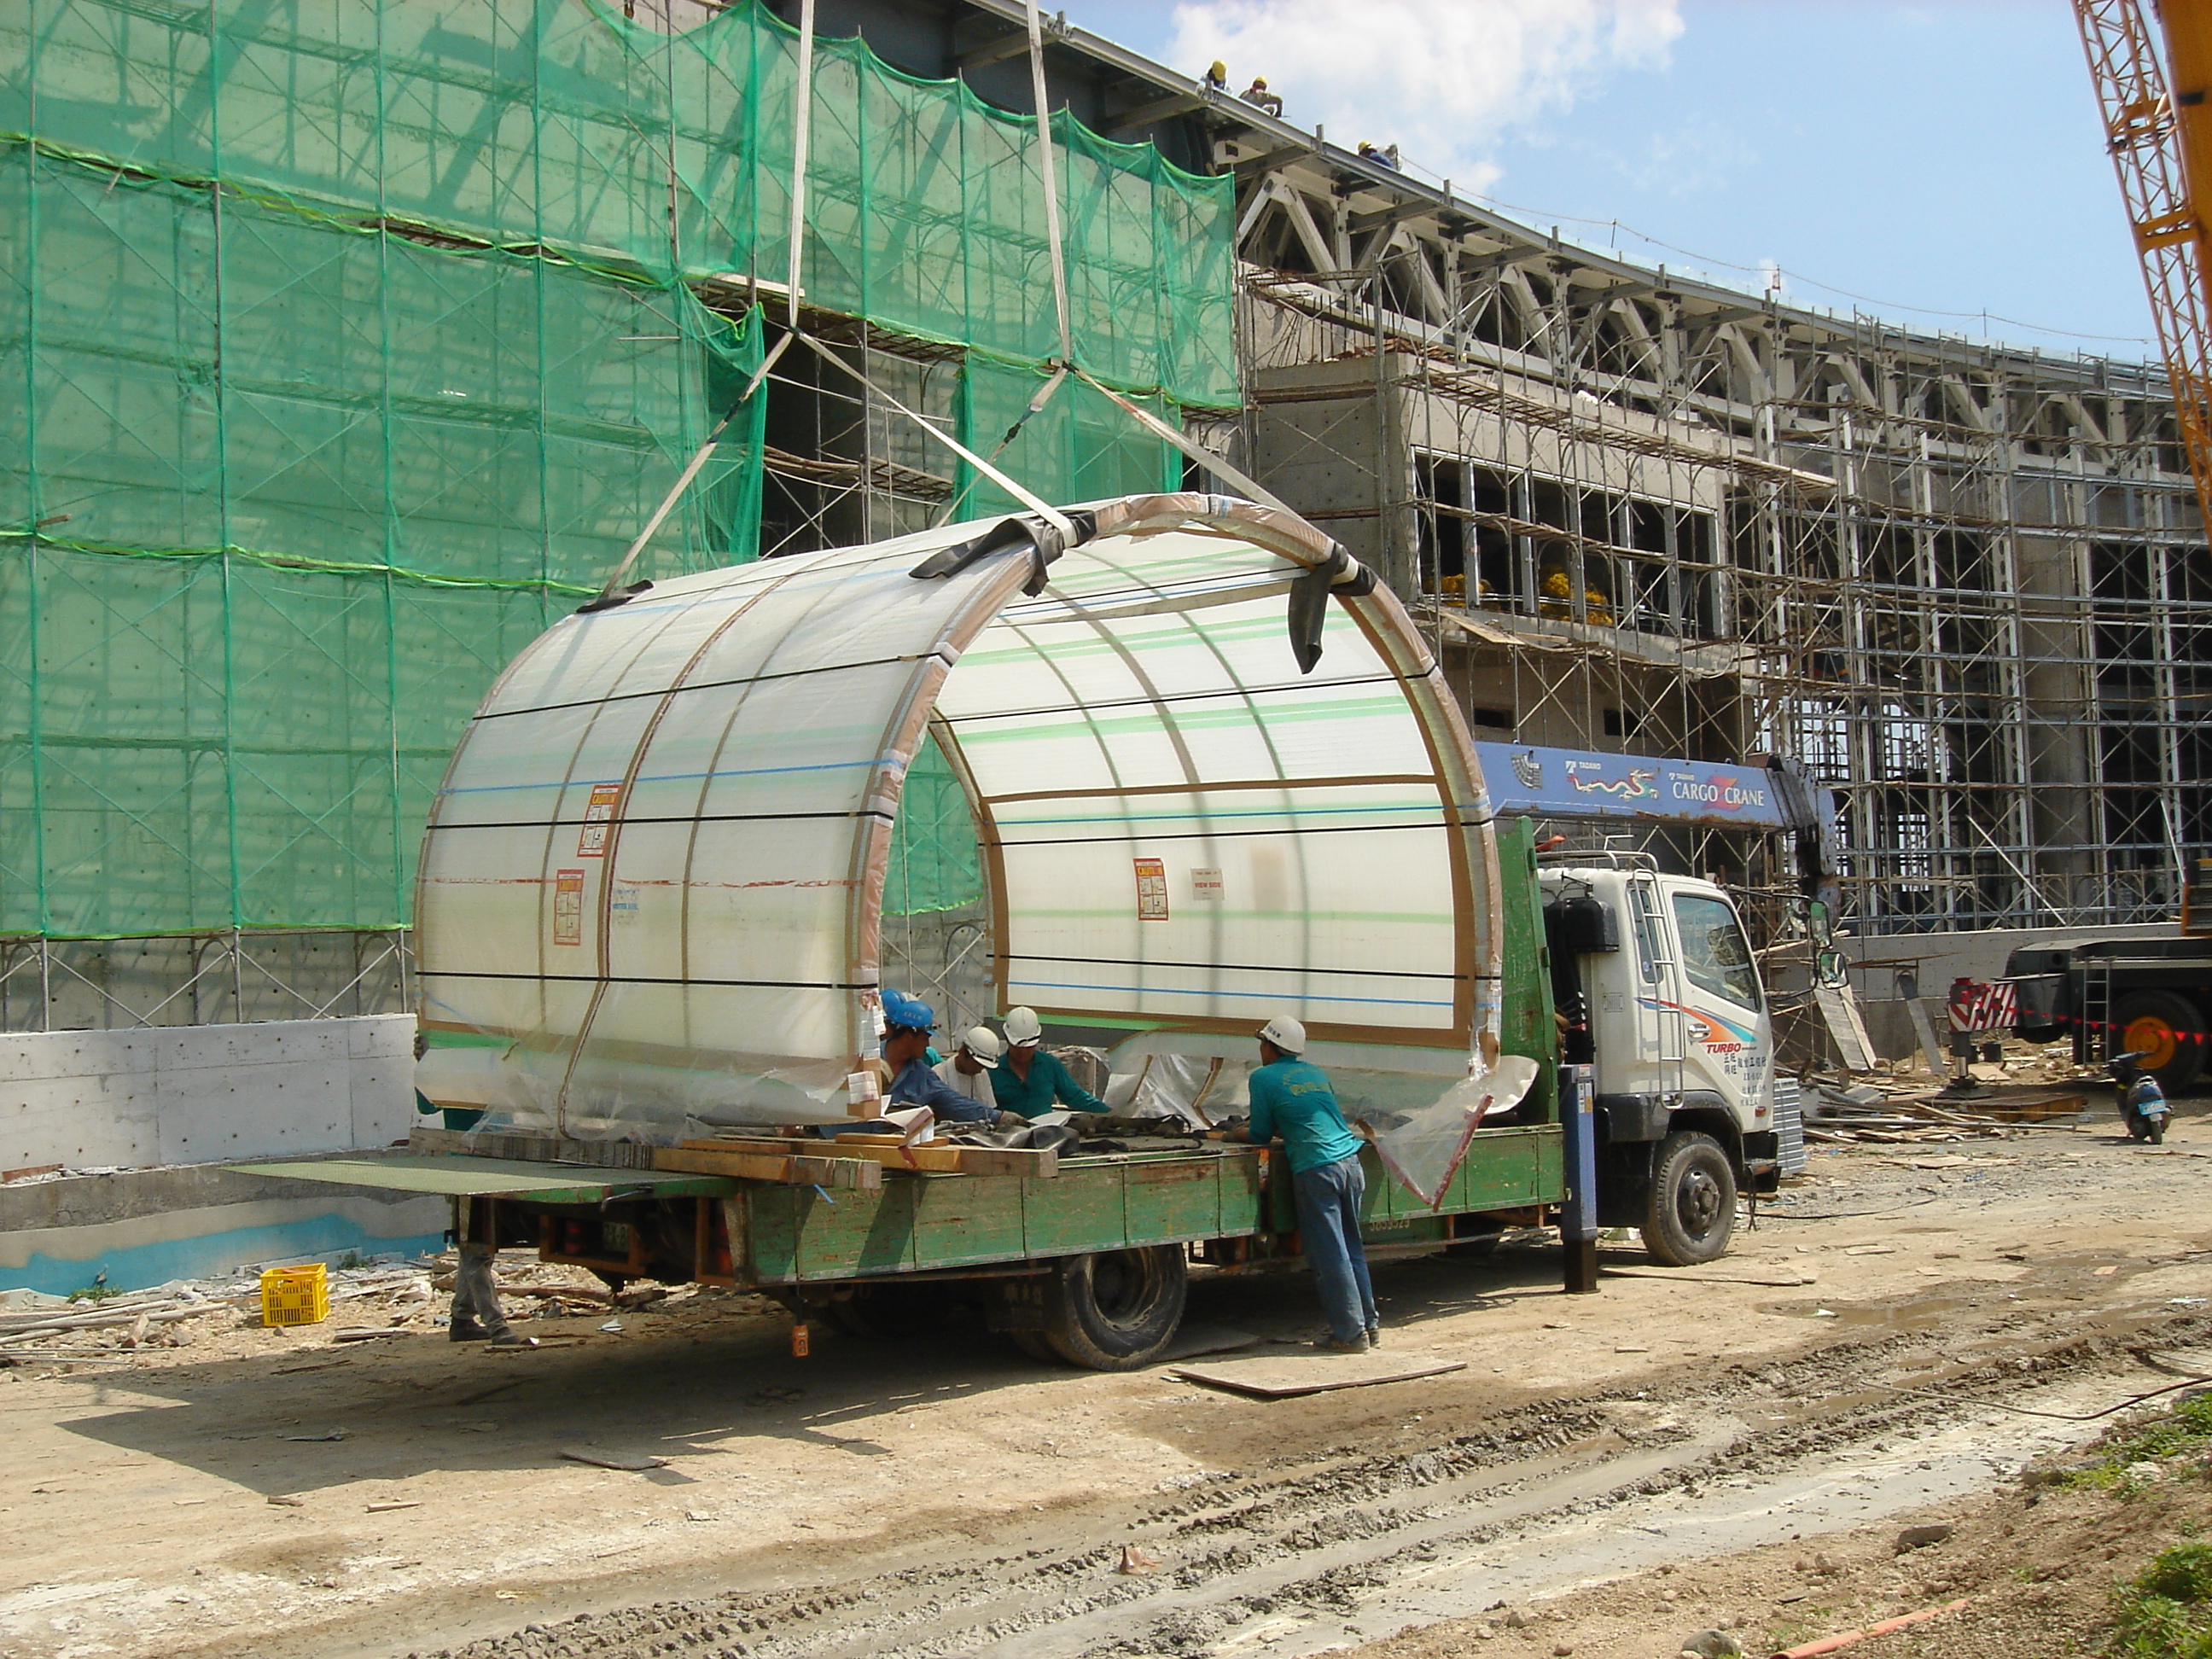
0,1160,445,1296
2,1015,415,1173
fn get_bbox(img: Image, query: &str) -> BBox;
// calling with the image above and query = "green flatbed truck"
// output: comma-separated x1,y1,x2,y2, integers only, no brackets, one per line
248,823,1573,1371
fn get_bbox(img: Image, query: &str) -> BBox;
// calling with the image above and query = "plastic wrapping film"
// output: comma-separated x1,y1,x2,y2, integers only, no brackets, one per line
416,495,1508,1185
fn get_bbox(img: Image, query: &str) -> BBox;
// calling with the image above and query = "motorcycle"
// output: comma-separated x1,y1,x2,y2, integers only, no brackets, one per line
2109,1049,2172,1145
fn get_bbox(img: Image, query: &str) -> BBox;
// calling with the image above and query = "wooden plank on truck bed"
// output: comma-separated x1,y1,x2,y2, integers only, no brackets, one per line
678,1135,1057,1179
651,1146,882,1190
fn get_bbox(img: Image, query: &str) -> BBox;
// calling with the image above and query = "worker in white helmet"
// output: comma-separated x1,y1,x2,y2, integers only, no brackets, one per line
933,1025,1005,1109
988,1006,1112,1120
1211,1014,1377,1353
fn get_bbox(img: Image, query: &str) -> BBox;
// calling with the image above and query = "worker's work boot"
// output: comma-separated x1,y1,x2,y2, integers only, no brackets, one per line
449,1316,488,1342
1312,1332,1367,1354
484,1326,532,1349
1365,1324,1382,1348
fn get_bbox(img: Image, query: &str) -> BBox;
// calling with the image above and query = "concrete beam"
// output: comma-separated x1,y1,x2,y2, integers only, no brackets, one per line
1109,90,1202,133
958,18,1062,70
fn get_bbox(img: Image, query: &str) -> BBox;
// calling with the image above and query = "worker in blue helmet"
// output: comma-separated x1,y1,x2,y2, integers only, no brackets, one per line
879,989,997,1123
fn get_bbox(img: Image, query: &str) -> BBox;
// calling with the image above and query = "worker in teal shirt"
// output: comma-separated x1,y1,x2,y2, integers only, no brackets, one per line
989,1006,1112,1120
1212,1015,1378,1352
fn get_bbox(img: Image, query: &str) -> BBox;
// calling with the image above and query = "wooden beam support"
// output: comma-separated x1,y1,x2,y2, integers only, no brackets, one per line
653,1146,883,1190
680,1135,1060,1180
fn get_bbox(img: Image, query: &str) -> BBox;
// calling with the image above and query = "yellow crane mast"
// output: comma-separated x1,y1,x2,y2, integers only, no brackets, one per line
2077,0,2212,525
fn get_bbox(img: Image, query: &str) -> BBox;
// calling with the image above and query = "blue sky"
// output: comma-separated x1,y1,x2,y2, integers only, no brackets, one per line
1077,1,2157,362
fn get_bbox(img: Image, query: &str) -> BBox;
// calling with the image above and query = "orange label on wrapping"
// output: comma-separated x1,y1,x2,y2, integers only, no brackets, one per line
553,869,585,946
576,783,622,856
1133,857,1169,922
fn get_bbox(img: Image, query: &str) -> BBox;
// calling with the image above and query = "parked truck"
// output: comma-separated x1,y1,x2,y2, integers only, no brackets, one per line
247,497,1812,1367
2006,935,2212,1091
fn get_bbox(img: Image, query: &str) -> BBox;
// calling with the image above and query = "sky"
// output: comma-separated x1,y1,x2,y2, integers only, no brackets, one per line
1072,0,2158,361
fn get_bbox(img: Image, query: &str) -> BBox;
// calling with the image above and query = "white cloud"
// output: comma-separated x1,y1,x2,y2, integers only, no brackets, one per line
1167,0,1684,192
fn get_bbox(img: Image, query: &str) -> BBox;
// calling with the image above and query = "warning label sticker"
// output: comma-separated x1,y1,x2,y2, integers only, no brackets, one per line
1133,857,1169,922
576,783,622,856
553,869,585,946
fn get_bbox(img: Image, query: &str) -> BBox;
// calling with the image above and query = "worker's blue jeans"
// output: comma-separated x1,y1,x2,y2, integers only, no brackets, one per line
1293,1153,1377,1342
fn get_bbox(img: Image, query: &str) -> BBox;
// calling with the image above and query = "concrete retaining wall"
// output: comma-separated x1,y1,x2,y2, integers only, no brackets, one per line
0,1160,446,1296
2,1015,415,1173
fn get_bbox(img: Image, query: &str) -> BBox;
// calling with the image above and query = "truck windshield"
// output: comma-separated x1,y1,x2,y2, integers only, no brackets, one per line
1671,893,1761,1011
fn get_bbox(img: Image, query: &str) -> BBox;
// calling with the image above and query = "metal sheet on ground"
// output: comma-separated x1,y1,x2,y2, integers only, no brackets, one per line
1169,1354,1468,1398
233,1156,740,1202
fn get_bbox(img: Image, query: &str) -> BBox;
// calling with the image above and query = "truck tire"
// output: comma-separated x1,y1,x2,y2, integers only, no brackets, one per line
2113,991,2205,1093
1039,1246,1186,1371
1641,1131,1736,1266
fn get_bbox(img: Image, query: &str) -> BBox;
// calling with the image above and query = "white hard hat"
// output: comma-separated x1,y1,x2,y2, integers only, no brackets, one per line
1003,1006,1044,1047
959,1025,1004,1067
1258,1014,1307,1053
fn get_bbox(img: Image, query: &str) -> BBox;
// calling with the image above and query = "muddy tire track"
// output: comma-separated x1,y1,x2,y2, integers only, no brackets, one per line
414,1301,2212,1659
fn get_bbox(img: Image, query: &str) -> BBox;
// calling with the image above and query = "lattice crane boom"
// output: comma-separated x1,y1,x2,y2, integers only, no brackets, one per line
2076,0,2212,526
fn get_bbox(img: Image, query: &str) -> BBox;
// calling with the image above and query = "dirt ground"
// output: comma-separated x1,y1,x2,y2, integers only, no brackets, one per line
2,1103,2209,1659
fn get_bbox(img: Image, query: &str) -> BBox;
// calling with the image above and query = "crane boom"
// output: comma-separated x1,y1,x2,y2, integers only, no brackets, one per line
2076,0,2212,525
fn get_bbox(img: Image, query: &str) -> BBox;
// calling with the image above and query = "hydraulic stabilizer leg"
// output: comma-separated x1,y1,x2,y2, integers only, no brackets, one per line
1559,1063,1600,1294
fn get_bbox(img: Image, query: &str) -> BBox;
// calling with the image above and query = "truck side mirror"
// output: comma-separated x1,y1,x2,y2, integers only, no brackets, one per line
1545,894,1619,954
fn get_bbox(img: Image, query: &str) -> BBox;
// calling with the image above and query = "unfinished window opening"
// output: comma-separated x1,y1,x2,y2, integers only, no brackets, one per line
760,328,870,558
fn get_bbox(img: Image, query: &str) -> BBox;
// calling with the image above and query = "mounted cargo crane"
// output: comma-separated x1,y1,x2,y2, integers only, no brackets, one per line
2075,0,2212,527
2011,5,2212,1089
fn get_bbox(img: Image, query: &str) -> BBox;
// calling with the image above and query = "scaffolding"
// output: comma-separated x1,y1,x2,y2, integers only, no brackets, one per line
1225,142,2209,940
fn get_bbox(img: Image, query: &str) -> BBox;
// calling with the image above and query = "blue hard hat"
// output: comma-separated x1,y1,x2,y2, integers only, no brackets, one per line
881,988,936,1032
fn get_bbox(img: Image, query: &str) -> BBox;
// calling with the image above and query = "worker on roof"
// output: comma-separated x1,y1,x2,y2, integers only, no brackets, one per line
1209,1015,1378,1353
934,1024,1006,1110
988,1006,1112,1120
1239,75,1282,117
879,989,996,1124
1203,60,1228,91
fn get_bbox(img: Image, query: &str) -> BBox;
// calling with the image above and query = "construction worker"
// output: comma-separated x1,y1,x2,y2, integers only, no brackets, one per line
990,1006,1112,1120
879,989,996,1123
1203,59,1228,92
449,1196,527,1347
1211,1016,1377,1353
1239,75,1282,117
934,1025,1005,1109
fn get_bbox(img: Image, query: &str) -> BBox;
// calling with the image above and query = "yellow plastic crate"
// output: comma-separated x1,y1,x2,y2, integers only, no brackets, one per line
259,1263,330,1327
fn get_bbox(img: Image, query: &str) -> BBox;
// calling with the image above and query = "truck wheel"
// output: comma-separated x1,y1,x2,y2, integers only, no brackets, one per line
1040,1246,1187,1371
1641,1131,1736,1266
2113,991,2205,1093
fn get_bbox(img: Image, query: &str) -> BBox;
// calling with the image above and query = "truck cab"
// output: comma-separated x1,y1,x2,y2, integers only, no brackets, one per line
1539,854,1779,1264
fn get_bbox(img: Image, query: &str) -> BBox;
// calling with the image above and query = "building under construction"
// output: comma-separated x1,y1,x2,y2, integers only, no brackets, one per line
2,0,2203,1034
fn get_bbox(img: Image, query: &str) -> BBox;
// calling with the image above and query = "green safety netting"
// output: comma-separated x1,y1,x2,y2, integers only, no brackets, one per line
0,0,1236,403
0,0,1238,940
883,734,984,919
